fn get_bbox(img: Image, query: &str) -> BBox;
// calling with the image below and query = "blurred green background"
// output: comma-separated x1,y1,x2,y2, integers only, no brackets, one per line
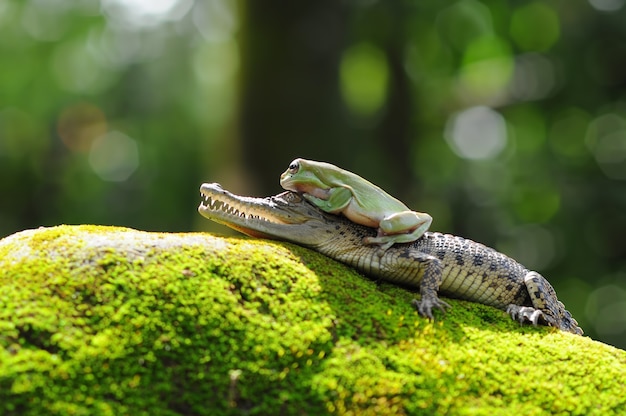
1,0,626,348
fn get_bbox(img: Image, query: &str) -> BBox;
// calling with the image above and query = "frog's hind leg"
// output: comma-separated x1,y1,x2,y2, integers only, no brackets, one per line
363,211,432,250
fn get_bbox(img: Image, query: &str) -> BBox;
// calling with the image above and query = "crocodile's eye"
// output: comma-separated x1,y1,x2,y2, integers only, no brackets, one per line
288,160,300,172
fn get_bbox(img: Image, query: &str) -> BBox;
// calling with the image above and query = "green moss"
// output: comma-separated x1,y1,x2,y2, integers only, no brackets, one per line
0,225,625,415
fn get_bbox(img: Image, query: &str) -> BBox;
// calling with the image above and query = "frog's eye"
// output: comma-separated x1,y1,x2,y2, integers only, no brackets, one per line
288,160,300,172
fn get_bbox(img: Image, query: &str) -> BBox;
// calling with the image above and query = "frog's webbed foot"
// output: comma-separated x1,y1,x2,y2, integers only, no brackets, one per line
361,237,394,256
362,234,409,253
363,235,391,246
363,221,430,256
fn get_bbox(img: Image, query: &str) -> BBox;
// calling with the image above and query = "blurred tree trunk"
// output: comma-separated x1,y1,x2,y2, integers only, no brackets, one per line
239,0,348,195
375,2,416,200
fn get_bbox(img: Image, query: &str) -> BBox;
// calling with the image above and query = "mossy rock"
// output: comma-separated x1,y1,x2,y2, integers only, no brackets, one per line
0,225,625,415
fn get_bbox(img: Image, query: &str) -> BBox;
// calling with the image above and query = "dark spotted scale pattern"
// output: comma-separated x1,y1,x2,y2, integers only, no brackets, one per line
322,231,583,335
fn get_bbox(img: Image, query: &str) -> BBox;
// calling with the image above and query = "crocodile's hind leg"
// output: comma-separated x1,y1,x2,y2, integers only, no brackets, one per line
506,271,583,335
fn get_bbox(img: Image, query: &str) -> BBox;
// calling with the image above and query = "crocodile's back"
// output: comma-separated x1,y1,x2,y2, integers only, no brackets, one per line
323,228,582,334
401,233,532,309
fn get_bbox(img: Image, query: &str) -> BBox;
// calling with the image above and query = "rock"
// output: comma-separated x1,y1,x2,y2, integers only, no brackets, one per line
1,225,625,415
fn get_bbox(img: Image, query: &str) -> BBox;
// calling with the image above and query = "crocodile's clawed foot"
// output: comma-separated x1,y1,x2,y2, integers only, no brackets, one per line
506,304,545,326
412,297,451,320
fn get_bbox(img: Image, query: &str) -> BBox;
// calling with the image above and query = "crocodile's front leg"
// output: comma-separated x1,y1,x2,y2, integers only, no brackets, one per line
395,251,451,318
507,271,583,335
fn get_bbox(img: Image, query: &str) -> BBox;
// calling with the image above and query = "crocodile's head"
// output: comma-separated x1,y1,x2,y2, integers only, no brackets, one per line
198,183,352,247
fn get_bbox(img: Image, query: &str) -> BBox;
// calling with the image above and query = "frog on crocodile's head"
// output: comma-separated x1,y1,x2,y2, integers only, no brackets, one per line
280,158,432,251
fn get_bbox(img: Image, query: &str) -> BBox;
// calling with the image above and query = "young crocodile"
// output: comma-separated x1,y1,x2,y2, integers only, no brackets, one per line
198,183,583,335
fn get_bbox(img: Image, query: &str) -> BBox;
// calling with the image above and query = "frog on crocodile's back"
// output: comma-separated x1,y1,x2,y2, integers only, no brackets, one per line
280,158,432,251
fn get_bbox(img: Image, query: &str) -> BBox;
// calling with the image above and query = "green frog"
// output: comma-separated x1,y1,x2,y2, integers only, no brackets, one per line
280,158,432,250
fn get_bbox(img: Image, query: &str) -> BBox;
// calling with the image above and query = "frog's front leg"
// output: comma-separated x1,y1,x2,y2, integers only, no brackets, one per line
302,187,352,214
363,211,433,250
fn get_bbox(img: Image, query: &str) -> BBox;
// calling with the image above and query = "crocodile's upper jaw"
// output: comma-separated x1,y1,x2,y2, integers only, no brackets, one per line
198,183,334,246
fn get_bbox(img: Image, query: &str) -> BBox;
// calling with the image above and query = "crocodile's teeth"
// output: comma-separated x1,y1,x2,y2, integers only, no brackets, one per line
200,192,270,222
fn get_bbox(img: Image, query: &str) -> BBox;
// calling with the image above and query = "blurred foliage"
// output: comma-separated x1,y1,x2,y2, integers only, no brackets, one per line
1,0,626,348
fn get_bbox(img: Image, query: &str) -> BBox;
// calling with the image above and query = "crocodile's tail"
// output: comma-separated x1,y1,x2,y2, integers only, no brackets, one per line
555,305,584,335
524,271,583,335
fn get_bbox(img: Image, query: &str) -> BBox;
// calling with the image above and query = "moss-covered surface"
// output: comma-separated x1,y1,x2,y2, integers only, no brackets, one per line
0,225,624,415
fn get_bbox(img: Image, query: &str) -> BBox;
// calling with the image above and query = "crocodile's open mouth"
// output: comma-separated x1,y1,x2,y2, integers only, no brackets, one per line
198,183,320,240
198,183,296,224
198,182,344,246
199,186,271,224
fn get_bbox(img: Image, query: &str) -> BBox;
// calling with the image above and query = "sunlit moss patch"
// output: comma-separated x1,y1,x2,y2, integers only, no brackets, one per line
1,225,625,415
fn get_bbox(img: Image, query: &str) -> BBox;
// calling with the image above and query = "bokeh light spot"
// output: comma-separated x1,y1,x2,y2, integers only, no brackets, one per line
549,107,591,163
193,0,237,43
101,0,193,28
52,38,115,94
340,43,389,117
457,36,513,102
497,224,557,270
512,184,561,224
510,2,560,52
509,53,556,102
88,131,139,182
505,105,547,155
57,103,107,153
586,113,626,180
192,40,239,125
588,0,625,12
20,0,68,42
586,283,626,336
436,0,493,51
445,106,507,160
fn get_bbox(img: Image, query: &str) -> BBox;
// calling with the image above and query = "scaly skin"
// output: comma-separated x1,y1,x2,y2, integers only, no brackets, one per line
198,183,583,335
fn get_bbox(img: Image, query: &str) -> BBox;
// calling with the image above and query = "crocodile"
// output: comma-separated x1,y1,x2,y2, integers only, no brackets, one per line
198,183,583,335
